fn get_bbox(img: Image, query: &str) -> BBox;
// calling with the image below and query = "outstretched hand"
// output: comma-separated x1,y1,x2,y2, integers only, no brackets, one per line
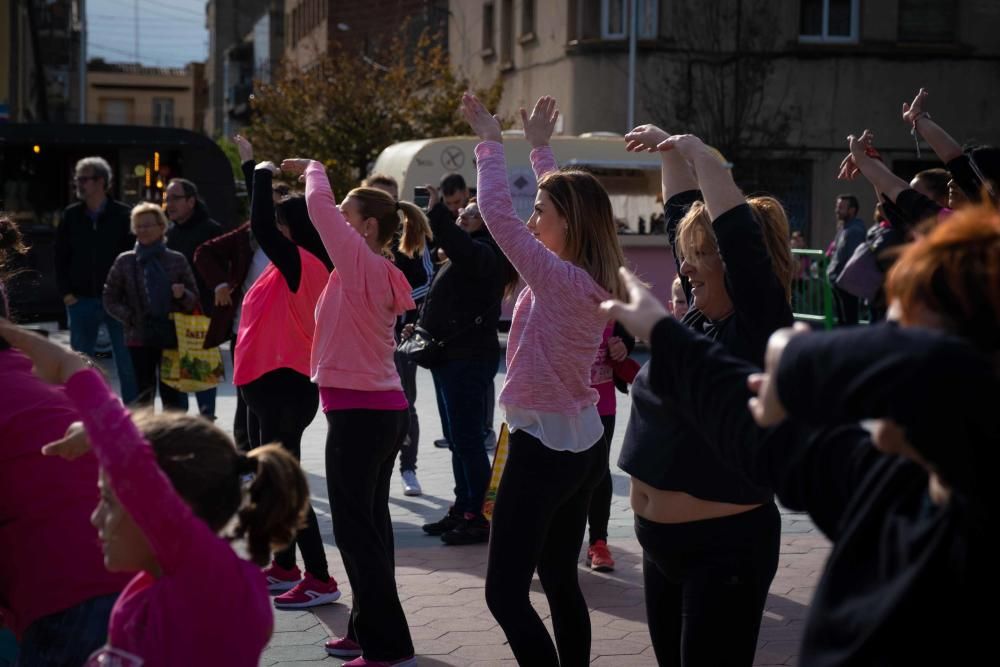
624,124,670,153
747,323,809,427
279,159,312,183
41,421,92,460
837,130,876,181
599,267,667,342
656,133,707,158
234,134,254,163
902,88,928,127
460,92,503,143
520,96,559,148
0,318,90,385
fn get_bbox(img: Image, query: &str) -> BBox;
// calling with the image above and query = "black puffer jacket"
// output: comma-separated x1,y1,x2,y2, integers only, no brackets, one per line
417,203,515,363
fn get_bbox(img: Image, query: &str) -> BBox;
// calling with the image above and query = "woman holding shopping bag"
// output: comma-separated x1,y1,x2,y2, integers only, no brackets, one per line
103,202,198,410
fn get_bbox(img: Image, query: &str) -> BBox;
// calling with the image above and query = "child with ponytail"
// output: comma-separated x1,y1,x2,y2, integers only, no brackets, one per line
0,318,310,667
280,158,431,667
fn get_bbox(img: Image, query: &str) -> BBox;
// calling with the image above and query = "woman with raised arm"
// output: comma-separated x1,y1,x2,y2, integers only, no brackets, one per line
902,87,999,207
616,125,794,665
462,93,627,665
601,199,1000,665
279,157,431,667
235,161,338,609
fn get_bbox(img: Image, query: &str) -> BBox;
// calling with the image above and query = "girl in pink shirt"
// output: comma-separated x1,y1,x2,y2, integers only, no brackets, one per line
281,158,431,667
461,94,628,665
0,318,311,667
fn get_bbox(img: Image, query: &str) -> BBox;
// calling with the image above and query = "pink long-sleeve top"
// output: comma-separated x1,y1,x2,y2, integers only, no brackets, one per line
66,369,272,666
0,351,128,638
304,161,415,392
475,141,610,415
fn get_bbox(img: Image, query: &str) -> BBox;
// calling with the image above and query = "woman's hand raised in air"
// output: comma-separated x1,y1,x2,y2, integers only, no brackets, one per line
460,93,503,144
279,159,313,183
624,125,670,153
521,96,560,149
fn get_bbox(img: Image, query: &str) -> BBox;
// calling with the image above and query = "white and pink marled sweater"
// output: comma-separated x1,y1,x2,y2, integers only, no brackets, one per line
475,140,610,416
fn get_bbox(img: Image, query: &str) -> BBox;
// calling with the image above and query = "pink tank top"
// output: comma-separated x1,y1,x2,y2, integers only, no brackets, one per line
234,248,328,386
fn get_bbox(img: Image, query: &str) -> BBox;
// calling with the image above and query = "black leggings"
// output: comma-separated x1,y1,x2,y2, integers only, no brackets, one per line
587,414,616,544
240,368,328,581
325,408,414,662
635,503,781,667
485,429,606,666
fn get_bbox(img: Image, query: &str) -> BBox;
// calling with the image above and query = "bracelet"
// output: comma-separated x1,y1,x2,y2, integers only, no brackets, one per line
911,111,932,126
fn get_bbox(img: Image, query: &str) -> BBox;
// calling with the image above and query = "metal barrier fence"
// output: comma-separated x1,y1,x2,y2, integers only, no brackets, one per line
791,249,835,330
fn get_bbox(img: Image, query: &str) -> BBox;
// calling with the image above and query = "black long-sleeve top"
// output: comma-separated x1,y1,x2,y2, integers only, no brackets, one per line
617,191,792,500
250,169,303,292
646,317,996,665
417,203,514,362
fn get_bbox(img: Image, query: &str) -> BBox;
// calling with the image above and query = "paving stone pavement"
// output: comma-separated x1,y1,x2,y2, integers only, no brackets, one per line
77,333,827,667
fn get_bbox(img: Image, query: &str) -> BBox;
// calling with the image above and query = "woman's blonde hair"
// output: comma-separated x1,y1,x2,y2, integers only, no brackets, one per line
537,170,627,300
346,187,432,259
130,202,169,234
675,197,795,302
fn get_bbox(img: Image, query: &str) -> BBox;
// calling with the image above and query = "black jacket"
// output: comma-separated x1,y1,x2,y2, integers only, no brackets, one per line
646,317,996,666
54,199,134,298
166,205,223,314
417,203,514,362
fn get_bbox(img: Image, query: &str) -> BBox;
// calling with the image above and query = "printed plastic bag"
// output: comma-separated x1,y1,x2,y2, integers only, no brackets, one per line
160,312,224,393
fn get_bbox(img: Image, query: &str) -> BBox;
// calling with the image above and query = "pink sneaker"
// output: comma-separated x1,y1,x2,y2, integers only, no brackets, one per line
342,657,417,667
325,637,363,658
273,572,341,609
262,562,301,593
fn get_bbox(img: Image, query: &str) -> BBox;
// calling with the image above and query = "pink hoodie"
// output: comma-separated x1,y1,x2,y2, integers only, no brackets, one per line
304,161,415,391
475,141,610,415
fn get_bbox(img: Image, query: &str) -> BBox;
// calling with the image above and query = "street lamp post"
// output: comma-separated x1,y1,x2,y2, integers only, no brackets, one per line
626,0,637,132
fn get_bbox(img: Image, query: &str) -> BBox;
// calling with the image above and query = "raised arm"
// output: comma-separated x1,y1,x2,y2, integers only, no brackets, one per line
234,134,256,201
904,88,963,163
522,96,560,180
251,163,302,292
843,130,909,202
428,211,498,276
625,124,698,202
284,158,366,280
659,134,743,220
462,93,574,290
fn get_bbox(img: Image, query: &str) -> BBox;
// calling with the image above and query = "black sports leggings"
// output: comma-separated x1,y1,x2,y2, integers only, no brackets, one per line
635,502,781,667
240,368,328,581
485,429,606,666
586,414,616,544
325,408,414,662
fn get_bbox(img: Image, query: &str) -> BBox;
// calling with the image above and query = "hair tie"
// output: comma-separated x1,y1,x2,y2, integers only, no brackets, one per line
235,454,259,476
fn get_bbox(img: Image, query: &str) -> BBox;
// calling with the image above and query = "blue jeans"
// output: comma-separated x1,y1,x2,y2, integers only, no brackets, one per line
66,298,137,403
16,593,118,666
431,356,498,515
158,383,217,419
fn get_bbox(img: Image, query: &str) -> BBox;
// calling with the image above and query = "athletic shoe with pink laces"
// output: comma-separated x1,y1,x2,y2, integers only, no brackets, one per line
273,572,341,609
262,562,301,593
341,657,417,667
587,539,616,572
325,637,363,658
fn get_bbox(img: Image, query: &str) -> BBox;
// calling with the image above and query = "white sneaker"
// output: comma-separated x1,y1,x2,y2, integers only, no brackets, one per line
401,469,422,496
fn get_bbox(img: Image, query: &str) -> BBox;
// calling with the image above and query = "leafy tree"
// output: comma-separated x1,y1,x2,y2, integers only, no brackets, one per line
247,29,504,196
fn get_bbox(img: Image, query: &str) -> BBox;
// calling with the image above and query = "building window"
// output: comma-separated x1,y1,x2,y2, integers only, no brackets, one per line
483,3,495,56
521,0,535,39
638,0,658,39
799,0,859,43
100,98,133,125
152,98,175,127
898,0,956,43
602,0,627,39
500,0,514,65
